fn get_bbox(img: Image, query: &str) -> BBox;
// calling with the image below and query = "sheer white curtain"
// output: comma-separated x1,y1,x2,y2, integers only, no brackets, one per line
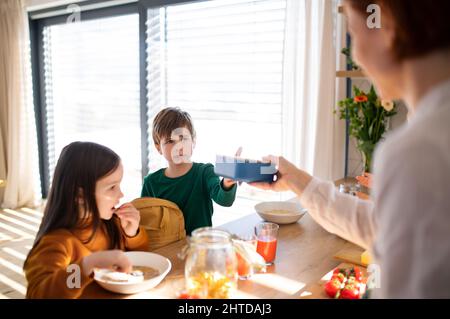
282,0,345,181
0,0,40,208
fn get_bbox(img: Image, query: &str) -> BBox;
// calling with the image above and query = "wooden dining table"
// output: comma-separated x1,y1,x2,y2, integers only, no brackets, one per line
89,203,365,299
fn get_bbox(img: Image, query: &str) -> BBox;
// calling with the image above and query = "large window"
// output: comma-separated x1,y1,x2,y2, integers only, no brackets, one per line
146,0,286,202
32,0,287,204
41,13,142,200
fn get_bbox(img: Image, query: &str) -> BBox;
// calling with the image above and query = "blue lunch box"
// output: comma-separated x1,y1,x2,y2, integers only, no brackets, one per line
214,155,277,183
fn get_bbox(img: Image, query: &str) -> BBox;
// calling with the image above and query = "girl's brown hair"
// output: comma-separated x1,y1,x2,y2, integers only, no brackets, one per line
345,0,450,60
25,142,123,265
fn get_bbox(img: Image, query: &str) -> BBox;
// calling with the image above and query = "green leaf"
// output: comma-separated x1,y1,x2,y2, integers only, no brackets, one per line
358,141,376,154
368,121,375,137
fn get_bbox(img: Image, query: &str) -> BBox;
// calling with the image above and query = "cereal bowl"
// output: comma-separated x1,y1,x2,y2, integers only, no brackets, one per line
94,251,171,294
254,201,307,225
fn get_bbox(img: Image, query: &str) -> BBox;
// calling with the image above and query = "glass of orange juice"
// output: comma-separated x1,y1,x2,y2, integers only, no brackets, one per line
235,234,257,280
255,222,279,265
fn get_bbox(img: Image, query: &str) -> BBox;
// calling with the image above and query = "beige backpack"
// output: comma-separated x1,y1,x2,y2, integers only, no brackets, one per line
132,197,186,251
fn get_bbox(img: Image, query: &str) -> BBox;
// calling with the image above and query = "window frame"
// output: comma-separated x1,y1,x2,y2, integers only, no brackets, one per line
29,0,201,197
29,0,287,198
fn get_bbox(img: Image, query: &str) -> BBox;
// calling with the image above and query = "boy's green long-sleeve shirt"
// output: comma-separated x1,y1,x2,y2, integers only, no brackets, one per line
141,162,237,235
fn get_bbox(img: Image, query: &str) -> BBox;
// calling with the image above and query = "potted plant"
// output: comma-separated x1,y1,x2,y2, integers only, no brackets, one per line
337,85,397,173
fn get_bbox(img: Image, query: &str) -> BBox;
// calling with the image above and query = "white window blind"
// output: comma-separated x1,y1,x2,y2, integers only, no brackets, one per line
42,14,142,200
146,0,287,201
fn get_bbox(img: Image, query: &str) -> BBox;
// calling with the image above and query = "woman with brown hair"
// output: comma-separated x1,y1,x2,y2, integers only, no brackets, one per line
251,0,450,298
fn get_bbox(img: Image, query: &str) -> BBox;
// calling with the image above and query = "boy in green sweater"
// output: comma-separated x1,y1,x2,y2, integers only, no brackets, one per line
141,107,239,235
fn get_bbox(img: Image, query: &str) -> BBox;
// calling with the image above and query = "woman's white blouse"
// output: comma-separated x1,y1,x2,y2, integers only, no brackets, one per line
299,79,450,298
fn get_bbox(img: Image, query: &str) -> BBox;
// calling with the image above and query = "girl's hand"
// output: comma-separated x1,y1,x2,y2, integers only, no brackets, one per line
82,250,132,277
249,155,313,196
114,203,140,237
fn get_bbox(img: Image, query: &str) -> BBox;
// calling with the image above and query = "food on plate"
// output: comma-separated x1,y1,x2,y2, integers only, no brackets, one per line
177,290,200,299
324,277,342,298
349,266,363,282
132,265,161,280
324,266,364,299
340,282,360,299
99,265,160,283
332,267,347,283
100,271,132,283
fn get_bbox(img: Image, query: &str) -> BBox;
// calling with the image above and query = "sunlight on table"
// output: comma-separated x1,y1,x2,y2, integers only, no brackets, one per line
250,273,306,296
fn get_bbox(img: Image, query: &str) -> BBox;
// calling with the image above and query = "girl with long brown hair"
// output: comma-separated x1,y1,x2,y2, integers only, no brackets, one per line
24,141,148,298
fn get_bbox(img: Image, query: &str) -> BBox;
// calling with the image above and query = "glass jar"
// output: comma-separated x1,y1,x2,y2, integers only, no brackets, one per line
184,227,237,299
339,183,361,196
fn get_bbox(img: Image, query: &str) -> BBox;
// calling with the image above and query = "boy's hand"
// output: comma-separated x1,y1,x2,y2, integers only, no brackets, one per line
223,178,237,190
223,147,243,190
114,203,140,237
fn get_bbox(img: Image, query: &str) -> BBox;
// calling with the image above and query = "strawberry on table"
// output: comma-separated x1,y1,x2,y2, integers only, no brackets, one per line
331,268,347,283
340,283,360,299
324,266,364,299
324,277,342,298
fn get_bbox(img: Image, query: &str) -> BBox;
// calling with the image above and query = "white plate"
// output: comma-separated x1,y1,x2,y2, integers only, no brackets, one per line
94,251,171,294
254,201,307,225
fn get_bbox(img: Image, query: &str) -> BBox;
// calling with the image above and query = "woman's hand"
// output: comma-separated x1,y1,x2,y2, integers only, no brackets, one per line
249,155,313,196
114,203,140,237
356,172,373,189
82,250,132,277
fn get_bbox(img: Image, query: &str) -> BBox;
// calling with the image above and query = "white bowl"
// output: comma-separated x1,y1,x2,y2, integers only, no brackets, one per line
94,251,171,294
254,201,307,225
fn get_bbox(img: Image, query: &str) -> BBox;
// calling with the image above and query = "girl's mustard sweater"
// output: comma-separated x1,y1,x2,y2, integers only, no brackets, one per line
24,217,149,298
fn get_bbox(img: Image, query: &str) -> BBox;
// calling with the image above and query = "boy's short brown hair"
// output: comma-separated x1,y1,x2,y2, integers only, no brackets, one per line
152,107,196,145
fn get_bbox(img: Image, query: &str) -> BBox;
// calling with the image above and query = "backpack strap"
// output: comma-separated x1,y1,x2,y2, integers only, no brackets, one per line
160,206,170,229
132,197,181,212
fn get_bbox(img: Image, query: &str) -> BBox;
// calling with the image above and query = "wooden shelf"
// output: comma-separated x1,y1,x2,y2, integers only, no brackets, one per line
336,70,366,78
